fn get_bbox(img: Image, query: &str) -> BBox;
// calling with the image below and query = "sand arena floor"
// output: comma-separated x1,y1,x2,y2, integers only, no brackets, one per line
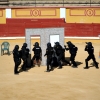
0,39,100,100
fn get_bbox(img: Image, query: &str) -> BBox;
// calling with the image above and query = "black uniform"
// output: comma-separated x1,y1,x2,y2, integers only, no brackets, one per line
65,41,78,67
13,45,21,74
26,48,31,68
31,42,42,66
20,43,28,71
84,42,99,69
54,42,71,69
44,43,54,72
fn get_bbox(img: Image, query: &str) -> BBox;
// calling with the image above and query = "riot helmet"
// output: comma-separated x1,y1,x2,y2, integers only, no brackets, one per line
34,42,39,47
88,42,92,45
14,45,19,50
55,42,60,46
47,42,51,48
66,41,72,45
23,43,27,47
86,42,92,46
67,41,74,48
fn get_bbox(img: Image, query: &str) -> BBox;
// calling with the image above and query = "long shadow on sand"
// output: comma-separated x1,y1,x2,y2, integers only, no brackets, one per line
83,62,99,69
89,62,99,68
18,65,34,73
65,57,83,68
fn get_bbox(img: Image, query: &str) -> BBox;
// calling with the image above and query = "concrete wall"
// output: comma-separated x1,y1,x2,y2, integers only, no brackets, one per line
25,28,64,66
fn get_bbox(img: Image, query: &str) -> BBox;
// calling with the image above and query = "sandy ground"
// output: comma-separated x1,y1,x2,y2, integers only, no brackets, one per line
0,40,100,100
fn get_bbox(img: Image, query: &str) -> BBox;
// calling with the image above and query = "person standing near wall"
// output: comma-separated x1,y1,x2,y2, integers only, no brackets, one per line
44,42,54,72
20,43,28,71
13,45,21,74
54,42,71,69
31,42,42,67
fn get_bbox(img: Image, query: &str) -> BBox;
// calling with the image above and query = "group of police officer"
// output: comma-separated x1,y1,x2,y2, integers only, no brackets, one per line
13,43,29,74
12,42,41,74
44,41,72,72
12,41,99,74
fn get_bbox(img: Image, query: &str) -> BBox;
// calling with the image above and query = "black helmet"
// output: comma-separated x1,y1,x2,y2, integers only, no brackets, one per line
55,42,60,46
34,42,39,47
66,41,72,45
47,42,51,48
86,42,92,45
23,43,27,47
88,42,92,46
15,45,19,50
67,41,74,48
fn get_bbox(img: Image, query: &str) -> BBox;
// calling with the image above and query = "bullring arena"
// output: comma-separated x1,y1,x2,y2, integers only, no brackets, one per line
0,0,100,100
0,38,100,100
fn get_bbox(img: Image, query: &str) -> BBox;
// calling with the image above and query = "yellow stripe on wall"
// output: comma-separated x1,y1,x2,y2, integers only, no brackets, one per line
12,8,60,18
0,9,6,24
66,8,100,23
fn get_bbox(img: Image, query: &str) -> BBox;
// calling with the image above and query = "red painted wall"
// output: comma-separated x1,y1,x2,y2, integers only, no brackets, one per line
0,18,100,37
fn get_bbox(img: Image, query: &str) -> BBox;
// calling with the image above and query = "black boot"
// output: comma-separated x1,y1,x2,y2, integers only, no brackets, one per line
84,60,89,69
46,65,50,72
14,71,19,74
58,61,62,69
95,62,99,69
84,67,89,69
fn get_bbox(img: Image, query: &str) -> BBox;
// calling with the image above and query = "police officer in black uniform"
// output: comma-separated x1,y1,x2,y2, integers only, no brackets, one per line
31,42,42,67
26,48,31,68
44,42,54,72
84,42,99,69
13,45,21,74
65,41,78,68
54,42,71,69
20,43,28,71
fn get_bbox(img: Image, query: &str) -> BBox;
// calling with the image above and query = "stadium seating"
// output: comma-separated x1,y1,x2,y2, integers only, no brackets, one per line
0,0,9,6
4,0,100,7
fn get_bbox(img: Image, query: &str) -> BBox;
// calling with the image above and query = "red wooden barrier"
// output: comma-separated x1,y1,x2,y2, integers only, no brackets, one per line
0,18,100,37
